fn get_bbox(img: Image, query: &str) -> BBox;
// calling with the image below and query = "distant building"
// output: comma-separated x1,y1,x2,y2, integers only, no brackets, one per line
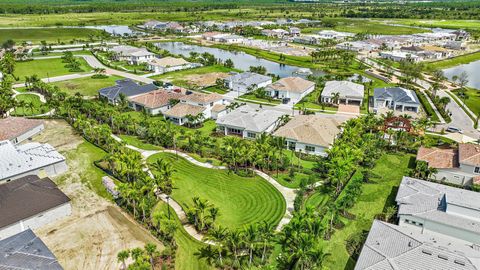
0,229,64,269
265,77,315,104
0,175,71,239
317,30,354,40
223,72,272,94
0,117,44,144
417,143,480,186
109,45,156,65
379,50,421,62
216,105,285,139
147,57,201,74
321,80,364,105
336,41,379,52
98,79,158,105
0,140,67,184
373,87,420,113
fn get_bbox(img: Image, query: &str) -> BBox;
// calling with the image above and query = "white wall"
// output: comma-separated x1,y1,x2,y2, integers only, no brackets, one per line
0,161,68,184
12,124,45,144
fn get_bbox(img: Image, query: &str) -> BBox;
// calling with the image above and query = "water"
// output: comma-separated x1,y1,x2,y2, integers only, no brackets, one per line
443,60,480,89
82,25,142,36
155,42,325,78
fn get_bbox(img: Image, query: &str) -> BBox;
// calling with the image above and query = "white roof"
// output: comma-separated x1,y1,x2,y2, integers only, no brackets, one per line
216,105,285,133
322,80,364,99
0,140,65,180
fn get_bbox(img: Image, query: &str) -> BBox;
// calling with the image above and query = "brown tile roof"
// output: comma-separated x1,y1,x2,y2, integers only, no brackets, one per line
164,103,206,118
181,92,223,104
0,175,70,228
416,146,458,169
458,143,480,167
129,90,185,109
273,115,340,147
0,117,44,141
267,77,315,93
211,104,227,113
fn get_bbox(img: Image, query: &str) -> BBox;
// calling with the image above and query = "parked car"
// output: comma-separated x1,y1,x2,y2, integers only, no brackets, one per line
446,126,463,133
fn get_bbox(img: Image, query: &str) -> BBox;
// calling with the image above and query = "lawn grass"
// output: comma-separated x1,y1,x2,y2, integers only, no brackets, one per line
151,202,213,270
238,93,282,105
391,19,480,31
427,51,480,70
12,93,49,116
452,87,480,117
304,191,330,209
0,28,108,44
303,19,427,35
178,120,217,137
321,152,414,270
273,172,309,189
147,152,286,229
51,75,123,96
118,134,163,151
14,57,92,82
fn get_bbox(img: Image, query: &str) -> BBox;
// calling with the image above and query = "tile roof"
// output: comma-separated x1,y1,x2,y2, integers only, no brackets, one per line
458,143,480,167
273,115,340,147
148,57,189,67
267,77,315,93
374,87,420,104
224,72,272,87
128,89,185,109
355,220,480,270
0,175,70,229
98,79,157,101
164,103,206,118
211,104,227,113
322,80,365,99
416,146,458,169
0,117,44,141
0,140,65,180
0,229,63,269
216,105,286,133
180,92,223,104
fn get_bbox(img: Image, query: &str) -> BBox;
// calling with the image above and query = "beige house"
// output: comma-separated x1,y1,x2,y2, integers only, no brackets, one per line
265,77,315,104
273,115,340,156
128,89,186,115
148,57,201,74
164,92,224,125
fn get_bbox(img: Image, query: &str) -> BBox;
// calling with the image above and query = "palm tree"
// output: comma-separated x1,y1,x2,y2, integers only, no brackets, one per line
144,243,157,270
244,223,258,266
332,92,341,104
117,250,130,270
205,226,227,265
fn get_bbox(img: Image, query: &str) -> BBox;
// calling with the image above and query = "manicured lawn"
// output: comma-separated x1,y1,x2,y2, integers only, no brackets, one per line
152,202,213,270
14,57,92,82
452,87,480,116
273,171,309,189
51,75,123,96
202,86,228,94
12,93,48,116
147,152,286,229
392,19,480,31
304,191,330,209
118,135,163,151
238,93,282,105
321,152,414,270
0,28,108,44
178,120,217,137
427,51,480,70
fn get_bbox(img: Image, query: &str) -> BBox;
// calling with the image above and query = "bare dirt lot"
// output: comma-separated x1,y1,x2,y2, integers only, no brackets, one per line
33,119,162,270
183,72,229,88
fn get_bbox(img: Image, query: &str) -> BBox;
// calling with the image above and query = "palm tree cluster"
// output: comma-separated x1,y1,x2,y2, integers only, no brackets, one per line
186,197,219,233
0,75,15,118
24,74,67,109
187,52,219,66
412,160,438,180
61,51,83,72
196,222,275,269
310,49,355,68
150,157,175,195
117,243,170,270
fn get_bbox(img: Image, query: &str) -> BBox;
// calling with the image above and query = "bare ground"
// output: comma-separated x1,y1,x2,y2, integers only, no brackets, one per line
183,72,229,88
33,119,162,270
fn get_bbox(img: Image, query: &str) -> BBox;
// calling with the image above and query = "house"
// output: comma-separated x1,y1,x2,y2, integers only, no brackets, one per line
379,51,421,62
421,45,452,59
336,41,379,52
373,87,420,113
396,176,480,245
453,30,470,41
265,77,315,103
289,27,301,36
216,105,285,139
293,35,319,45
0,175,71,239
355,220,480,270
0,117,44,144
98,79,158,105
211,104,228,120
261,29,289,38
223,72,272,94
321,81,364,105
163,92,224,125
0,140,67,184
109,45,156,65
217,34,244,44
148,57,201,74
0,229,64,269
273,115,340,156
317,30,354,40
128,89,186,115
417,143,480,186
201,32,223,41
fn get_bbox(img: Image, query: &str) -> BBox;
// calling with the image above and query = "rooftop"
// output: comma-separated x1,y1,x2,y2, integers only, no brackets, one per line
180,92,223,104
0,117,44,141
374,87,420,104
164,103,206,118
224,72,272,87
148,56,189,67
98,79,157,101
459,143,480,167
129,89,185,109
267,77,315,93
322,80,364,99
216,105,285,133
416,146,459,169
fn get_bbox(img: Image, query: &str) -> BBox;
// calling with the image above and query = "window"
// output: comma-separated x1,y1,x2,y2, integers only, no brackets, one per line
305,145,315,152
247,132,256,139
475,167,480,174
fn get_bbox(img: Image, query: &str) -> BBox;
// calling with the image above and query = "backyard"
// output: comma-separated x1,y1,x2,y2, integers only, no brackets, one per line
12,93,48,116
14,57,92,82
51,75,123,96
147,152,286,229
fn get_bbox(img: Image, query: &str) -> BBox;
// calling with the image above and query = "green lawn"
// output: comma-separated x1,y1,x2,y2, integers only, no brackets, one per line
152,202,212,270
322,152,414,270
304,191,330,209
147,152,286,229
0,28,109,44
273,171,309,189
303,19,427,35
238,93,282,105
12,93,48,116
452,87,480,116
14,57,92,82
178,120,217,137
51,75,123,96
391,19,480,31
118,134,163,151
427,51,480,70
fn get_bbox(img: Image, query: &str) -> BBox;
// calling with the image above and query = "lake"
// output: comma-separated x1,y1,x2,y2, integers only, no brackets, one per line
155,42,325,78
443,60,480,89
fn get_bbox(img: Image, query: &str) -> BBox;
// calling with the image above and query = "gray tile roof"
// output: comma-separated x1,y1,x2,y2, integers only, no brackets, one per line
355,220,480,270
0,229,63,269
322,80,364,99
224,72,271,87
396,177,480,235
215,105,285,133
98,79,157,102
374,87,420,104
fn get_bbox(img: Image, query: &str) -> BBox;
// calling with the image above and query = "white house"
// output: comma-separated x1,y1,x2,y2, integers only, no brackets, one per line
273,115,341,156
163,92,224,125
223,72,272,94
265,77,315,104
373,87,421,113
0,175,71,240
216,105,286,139
109,45,156,65
0,117,44,144
0,140,67,184
336,41,379,52
148,57,201,74
321,81,365,105
317,30,354,40
379,50,421,62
